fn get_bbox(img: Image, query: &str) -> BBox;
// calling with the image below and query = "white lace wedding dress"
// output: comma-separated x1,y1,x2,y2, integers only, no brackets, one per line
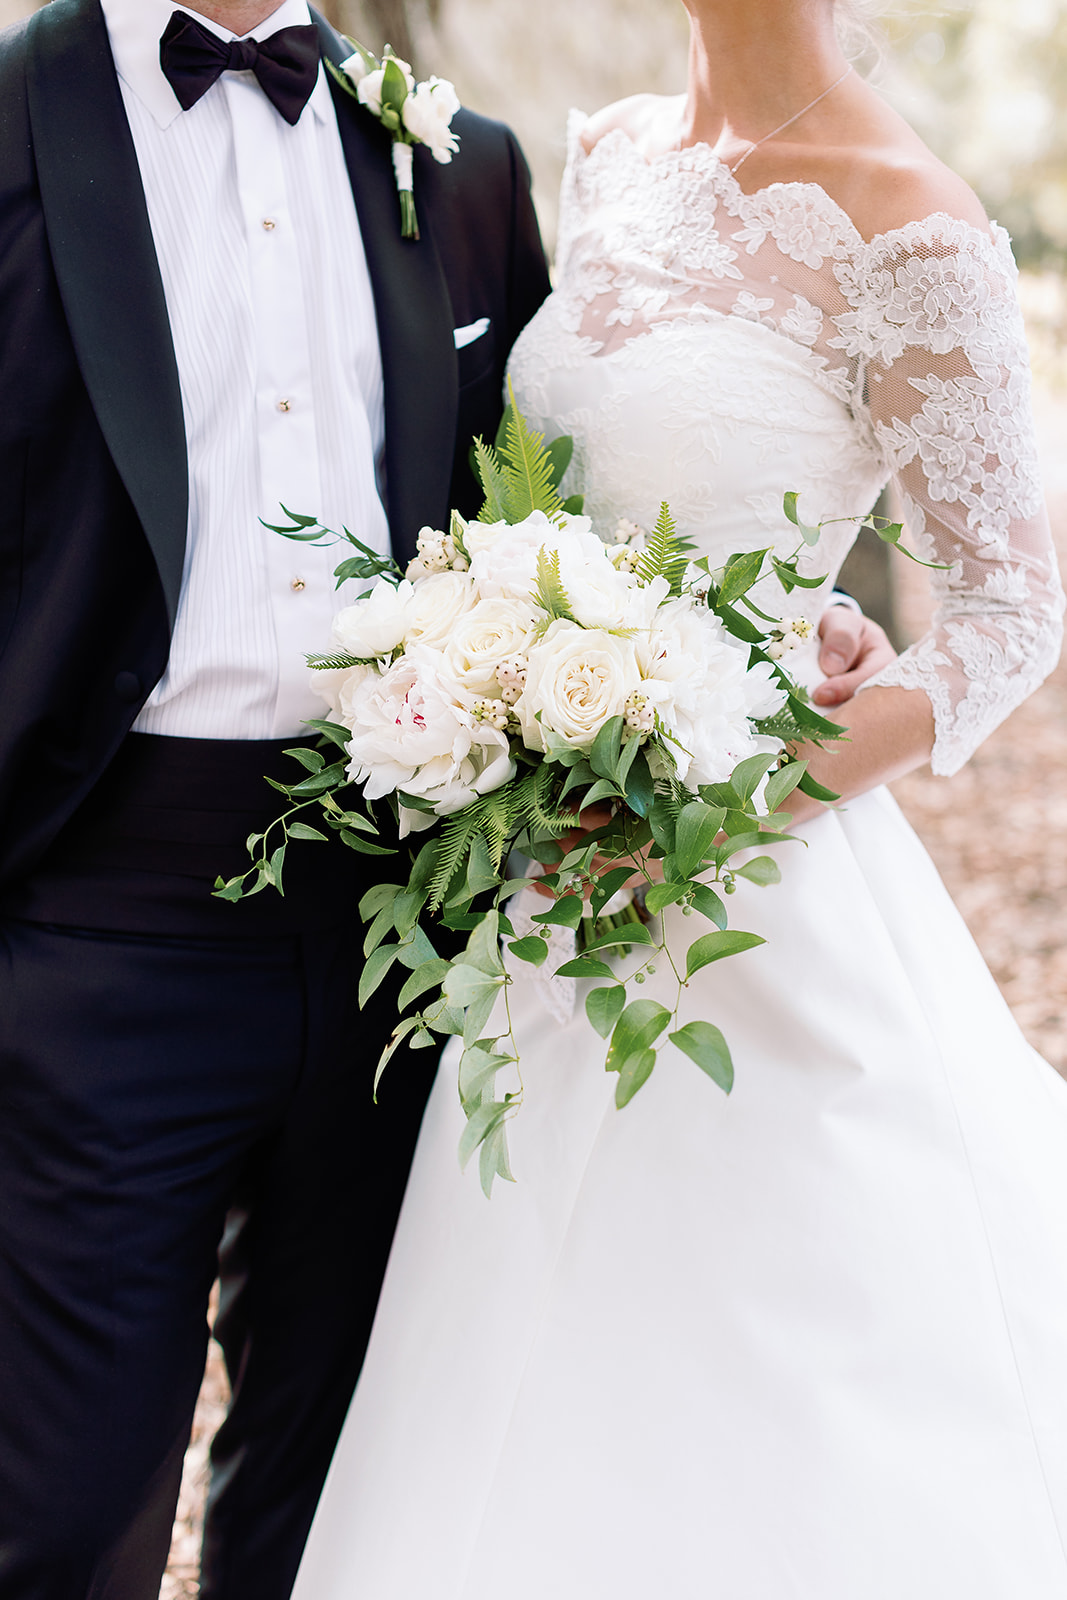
293,116,1067,1598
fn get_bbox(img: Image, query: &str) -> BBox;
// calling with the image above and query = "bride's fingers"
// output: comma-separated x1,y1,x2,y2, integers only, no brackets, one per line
814,616,895,706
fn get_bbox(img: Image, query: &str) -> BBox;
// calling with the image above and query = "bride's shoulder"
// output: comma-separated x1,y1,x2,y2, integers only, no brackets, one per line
833,146,992,246
579,94,682,157
812,92,991,244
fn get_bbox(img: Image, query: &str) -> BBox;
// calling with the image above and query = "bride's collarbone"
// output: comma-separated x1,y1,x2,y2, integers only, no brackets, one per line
582,95,991,246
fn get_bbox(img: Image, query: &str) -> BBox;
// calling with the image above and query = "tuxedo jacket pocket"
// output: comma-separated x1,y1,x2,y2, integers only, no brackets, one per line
454,317,495,390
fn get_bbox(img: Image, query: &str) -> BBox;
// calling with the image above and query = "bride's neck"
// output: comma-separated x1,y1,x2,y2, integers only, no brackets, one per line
680,1,850,150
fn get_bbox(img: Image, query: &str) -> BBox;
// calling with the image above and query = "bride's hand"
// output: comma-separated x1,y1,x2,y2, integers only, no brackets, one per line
813,605,895,707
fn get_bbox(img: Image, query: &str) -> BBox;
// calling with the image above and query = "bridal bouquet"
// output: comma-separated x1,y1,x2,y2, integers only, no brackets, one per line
217,401,847,1193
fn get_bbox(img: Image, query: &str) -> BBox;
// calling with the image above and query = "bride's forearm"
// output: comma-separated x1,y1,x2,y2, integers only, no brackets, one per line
781,685,936,827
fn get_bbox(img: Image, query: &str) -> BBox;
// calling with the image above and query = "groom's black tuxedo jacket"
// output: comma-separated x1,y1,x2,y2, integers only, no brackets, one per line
0,0,550,894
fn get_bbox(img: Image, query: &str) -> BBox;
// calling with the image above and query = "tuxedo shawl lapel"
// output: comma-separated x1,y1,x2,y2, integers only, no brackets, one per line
26,0,188,628
315,16,458,568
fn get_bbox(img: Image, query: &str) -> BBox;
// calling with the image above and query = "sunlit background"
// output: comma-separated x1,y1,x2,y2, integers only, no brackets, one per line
1,2,1064,1592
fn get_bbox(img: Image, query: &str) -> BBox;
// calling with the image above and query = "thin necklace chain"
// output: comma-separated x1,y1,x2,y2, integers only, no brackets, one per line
726,64,854,176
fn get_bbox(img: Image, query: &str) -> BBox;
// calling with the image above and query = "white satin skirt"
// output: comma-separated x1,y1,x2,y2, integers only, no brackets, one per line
294,788,1067,1598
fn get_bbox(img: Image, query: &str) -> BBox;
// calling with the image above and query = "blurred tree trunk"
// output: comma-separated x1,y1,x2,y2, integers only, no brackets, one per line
323,0,441,72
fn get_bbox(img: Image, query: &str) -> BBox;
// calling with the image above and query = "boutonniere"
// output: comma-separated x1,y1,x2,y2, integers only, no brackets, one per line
328,39,461,241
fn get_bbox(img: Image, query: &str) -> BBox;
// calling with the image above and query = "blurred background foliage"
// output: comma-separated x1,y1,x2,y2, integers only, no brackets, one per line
322,0,1067,282
2,0,1062,280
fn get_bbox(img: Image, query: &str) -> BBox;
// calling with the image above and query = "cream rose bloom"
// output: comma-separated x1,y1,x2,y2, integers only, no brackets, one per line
515,620,641,753
404,570,478,650
444,597,540,696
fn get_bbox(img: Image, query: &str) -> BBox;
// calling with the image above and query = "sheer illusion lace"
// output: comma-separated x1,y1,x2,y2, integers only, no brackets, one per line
509,113,1062,775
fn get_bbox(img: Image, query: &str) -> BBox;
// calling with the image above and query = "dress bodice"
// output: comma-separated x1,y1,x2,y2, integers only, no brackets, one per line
508,112,1063,774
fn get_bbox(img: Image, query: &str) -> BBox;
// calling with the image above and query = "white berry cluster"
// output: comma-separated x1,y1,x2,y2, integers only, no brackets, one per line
766,616,814,661
406,525,469,581
471,697,511,732
608,518,645,572
496,653,528,706
623,689,655,740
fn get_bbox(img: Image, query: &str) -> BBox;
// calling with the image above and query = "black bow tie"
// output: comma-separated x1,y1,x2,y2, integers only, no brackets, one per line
160,12,320,126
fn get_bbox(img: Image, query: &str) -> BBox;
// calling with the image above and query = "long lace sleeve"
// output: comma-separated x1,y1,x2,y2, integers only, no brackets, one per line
832,218,1063,775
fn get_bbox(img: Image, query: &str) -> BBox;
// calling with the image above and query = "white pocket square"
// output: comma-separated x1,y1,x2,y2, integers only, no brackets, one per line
454,317,491,350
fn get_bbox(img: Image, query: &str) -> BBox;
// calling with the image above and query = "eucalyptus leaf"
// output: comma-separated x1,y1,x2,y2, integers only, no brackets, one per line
508,935,550,967
689,883,728,929
734,855,781,886
685,929,765,978
607,999,671,1073
586,984,626,1040
397,958,452,1012
669,1021,734,1093
359,942,401,1007
532,894,584,931
615,1047,657,1108
553,956,615,979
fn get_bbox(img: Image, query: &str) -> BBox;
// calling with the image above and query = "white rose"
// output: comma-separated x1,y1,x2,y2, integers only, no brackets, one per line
332,579,413,660
401,77,461,163
445,597,540,696
345,646,515,817
403,570,478,650
516,619,641,753
338,51,369,87
356,67,386,115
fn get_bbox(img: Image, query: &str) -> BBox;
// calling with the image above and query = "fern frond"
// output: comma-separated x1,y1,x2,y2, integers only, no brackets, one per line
427,813,478,910
473,437,510,524
534,548,577,624
754,712,813,743
306,652,369,671
498,384,564,524
633,501,692,596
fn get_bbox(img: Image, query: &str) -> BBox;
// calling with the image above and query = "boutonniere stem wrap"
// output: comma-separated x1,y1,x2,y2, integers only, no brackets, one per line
328,38,460,240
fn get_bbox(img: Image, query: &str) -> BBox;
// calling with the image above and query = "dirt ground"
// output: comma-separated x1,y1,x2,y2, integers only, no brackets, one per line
161,385,1067,1598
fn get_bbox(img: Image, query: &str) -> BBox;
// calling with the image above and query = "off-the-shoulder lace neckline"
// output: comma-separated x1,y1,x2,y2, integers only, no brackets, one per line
570,110,1007,261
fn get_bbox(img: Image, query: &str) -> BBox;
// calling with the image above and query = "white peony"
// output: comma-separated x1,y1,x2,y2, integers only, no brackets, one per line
401,77,461,163
311,661,377,725
403,570,478,650
515,619,642,753
332,579,413,660
445,597,540,696
636,601,786,786
345,646,515,825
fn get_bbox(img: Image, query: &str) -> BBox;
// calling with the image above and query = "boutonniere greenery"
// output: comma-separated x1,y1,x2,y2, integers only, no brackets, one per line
328,38,461,240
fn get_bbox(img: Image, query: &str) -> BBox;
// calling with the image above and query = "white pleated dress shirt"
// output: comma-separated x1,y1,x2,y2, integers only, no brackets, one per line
100,0,389,739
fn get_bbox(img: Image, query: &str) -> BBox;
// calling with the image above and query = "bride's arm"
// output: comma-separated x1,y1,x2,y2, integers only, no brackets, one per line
784,215,1063,825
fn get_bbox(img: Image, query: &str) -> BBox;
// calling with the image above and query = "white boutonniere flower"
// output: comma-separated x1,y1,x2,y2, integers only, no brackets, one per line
328,38,460,240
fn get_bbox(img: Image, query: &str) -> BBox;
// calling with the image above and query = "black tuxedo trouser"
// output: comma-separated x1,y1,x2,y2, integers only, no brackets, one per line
0,736,435,1600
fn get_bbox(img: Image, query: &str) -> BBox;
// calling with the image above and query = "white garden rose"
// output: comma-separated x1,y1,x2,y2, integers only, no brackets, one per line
515,619,642,753
338,51,369,88
332,579,414,660
345,646,515,824
401,77,461,163
445,597,540,696
357,57,415,115
403,570,478,650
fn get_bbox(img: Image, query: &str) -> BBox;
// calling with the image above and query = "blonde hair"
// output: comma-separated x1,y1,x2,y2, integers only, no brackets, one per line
835,0,884,64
